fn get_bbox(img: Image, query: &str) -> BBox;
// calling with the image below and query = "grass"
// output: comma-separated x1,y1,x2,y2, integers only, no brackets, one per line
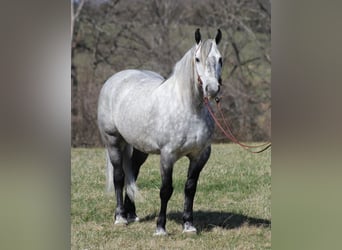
71,144,271,249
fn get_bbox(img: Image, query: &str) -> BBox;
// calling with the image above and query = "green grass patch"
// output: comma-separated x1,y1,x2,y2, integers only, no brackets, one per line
72,144,271,249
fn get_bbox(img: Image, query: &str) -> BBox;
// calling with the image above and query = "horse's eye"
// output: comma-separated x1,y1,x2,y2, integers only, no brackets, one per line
195,57,200,63
218,57,222,67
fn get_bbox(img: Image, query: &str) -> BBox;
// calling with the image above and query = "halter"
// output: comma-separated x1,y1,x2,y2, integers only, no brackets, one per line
194,45,204,91
194,42,219,98
197,75,203,88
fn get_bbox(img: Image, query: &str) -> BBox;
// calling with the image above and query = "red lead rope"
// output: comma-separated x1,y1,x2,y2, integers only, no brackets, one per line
204,97,271,154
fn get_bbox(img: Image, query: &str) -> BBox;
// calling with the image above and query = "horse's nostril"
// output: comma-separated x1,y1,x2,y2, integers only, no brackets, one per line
217,85,220,93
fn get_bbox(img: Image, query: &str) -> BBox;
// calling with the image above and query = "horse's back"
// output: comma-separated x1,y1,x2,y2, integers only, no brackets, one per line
106,69,163,87
100,69,163,100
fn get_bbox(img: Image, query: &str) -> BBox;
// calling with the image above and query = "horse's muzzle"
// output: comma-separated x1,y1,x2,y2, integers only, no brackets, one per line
205,83,220,98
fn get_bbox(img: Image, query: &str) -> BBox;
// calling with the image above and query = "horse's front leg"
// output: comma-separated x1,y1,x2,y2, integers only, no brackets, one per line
154,153,175,236
183,146,211,233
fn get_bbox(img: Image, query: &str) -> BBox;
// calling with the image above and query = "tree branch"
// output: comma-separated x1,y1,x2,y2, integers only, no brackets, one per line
71,0,85,36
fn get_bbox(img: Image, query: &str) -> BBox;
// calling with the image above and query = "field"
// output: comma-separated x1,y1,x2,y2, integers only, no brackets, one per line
71,144,271,249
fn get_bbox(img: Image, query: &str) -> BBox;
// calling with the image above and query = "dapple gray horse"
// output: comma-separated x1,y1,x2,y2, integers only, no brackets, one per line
97,28,223,235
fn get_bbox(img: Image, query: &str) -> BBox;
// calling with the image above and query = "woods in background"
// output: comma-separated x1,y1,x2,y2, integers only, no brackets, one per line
72,0,271,147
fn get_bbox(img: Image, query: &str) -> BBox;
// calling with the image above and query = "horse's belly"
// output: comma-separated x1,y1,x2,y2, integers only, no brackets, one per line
116,120,213,156
153,120,214,157
126,135,161,154
115,120,161,154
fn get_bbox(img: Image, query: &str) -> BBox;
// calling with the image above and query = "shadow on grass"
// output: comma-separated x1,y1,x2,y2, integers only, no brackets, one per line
140,210,270,232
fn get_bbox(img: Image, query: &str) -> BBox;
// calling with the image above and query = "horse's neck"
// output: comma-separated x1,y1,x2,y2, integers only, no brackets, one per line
166,49,203,111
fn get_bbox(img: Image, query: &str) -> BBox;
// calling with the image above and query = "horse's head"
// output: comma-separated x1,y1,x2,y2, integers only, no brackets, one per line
194,28,222,99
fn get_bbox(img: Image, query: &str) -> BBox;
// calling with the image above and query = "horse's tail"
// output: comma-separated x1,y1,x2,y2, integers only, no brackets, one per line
105,149,114,193
122,145,142,202
106,145,142,201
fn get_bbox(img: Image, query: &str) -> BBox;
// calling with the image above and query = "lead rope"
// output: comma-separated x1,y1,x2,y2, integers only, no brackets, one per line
215,97,271,150
204,97,271,154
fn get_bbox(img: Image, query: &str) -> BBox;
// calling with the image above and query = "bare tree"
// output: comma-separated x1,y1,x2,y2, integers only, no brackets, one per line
71,0,85,39
72,0,124,146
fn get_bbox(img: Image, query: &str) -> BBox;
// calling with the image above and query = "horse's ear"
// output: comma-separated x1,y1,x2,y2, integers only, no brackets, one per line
215,29,222,45
195,28,201,44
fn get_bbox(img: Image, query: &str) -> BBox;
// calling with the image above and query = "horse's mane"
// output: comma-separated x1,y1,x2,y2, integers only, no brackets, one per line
170,48,195,85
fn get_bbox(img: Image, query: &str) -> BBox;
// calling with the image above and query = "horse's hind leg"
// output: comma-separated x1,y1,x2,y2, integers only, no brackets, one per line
104,135,127,225
124,148,148,222
183,146,211,233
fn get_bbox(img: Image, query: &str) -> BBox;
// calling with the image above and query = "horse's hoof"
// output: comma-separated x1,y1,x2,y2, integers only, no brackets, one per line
182,222,197,234
127,215,140,223
114,215,128,225
153,228,167,236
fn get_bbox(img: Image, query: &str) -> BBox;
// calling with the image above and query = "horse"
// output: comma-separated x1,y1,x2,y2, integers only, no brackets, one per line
97,28,223,235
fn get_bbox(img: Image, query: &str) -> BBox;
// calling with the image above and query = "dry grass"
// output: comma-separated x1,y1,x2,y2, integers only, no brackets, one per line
71,144,271,249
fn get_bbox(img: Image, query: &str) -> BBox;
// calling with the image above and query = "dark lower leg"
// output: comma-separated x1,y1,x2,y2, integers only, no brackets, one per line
183,177,199,225
104,135,126,223
123,149,148,218
183,147,211,227
157,182,173,230
113,166,125,218
156,166,173,232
